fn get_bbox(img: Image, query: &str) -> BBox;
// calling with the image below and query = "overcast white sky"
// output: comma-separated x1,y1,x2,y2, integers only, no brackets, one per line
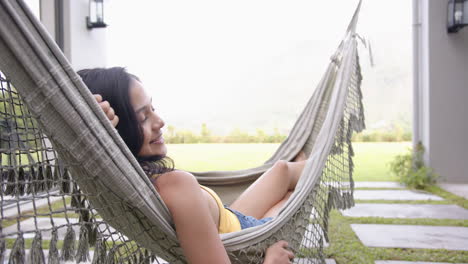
105,0,412,134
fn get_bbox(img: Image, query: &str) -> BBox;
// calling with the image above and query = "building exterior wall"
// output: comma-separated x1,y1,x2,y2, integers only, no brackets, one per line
416,0,468,183
39,0,107,70
64,0,107,70
40,1,56,41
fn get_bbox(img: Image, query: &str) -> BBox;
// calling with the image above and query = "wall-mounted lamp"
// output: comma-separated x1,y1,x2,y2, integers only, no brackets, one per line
448,0,468,33
86,0,107,29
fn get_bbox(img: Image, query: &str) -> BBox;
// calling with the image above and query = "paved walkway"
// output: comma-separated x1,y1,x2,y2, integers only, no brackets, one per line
2,182,467,263
342,182,468,264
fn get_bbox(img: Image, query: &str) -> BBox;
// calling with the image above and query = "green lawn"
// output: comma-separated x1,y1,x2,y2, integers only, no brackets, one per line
167,143,278,172
352,142,411,181
167,142,411,181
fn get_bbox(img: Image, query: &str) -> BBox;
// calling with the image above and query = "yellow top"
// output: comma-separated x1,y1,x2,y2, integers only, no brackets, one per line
200,185,241,234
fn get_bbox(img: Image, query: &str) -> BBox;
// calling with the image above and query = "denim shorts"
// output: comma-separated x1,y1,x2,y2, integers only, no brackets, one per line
225,207,273,229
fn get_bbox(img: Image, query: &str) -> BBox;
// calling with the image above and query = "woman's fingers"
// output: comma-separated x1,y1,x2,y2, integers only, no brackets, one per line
103,104,119,127
93,94,119,127
93,94,102,103
99,100,110,112
110,115,119,127
264,240,294,264
278,241,288,248
279,241,294,260
106,106,115,120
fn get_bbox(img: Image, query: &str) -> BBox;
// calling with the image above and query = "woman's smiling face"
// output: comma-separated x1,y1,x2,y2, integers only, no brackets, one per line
129,79,167,157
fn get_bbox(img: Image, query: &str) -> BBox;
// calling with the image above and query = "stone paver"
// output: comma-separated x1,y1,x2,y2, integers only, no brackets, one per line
2,249,169,264
351,224,468,251
355,182,405,189
1,194,62,218
3,218,121,240
301,224,329,248
341,204,468,219
375,261,468,264
3,218,79,239
440,183,468,199
294,258,336,264
354,190,443,201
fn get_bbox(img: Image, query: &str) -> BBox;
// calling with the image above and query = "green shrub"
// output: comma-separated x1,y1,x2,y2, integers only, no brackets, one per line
389,142,438,189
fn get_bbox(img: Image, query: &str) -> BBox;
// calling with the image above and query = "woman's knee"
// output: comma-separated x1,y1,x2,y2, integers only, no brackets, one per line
272,160,288,174
270,160,291,184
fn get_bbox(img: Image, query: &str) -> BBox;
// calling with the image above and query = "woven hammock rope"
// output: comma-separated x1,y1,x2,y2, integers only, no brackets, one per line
0,0,364,263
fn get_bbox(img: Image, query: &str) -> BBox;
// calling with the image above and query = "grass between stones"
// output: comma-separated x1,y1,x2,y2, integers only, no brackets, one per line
3,197,78,228
354,188,405,191
425,185,468,209
325,210,468,264
354,186,468,207
5,238,55,251
354,199,452,205
325,185,468,263
348,216,468,227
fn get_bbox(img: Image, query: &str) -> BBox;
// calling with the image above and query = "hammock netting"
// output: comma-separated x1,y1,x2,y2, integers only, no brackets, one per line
0,0,364,263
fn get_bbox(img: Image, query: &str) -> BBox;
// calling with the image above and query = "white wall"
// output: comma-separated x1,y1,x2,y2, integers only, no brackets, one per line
417,0,468,183
39,0,107,70
63,0,107,70
38,0,56,40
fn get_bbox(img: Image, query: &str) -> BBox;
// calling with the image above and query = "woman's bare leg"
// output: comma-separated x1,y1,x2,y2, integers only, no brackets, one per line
293,150,307,162
262,191,293,218
230,159,306,219
261,150,308,218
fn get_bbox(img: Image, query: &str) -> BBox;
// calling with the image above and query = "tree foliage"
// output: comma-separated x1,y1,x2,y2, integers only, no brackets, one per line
165,124,287,144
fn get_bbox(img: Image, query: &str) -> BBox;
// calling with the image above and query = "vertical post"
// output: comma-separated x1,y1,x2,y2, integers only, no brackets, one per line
412,0,421,149
55,0,64,51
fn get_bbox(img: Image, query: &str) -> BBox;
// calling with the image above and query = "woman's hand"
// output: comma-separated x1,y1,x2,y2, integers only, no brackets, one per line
264,240,294,264
94,94,119,127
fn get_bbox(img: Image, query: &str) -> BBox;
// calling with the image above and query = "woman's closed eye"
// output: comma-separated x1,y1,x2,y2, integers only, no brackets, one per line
139,107,156,123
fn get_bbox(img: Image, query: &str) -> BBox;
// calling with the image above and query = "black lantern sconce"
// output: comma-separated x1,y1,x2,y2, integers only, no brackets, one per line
86,0,107,29
448,0,468,33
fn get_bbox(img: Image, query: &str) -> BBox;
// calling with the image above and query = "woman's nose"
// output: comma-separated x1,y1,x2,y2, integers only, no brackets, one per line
152,114,165,130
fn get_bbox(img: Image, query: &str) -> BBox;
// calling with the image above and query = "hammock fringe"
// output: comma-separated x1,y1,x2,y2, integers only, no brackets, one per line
0,232,5,264
29,232,45,264
48,229,60,264
9,234,25,264
76,225,91,263
91,235,107,264
61,226,76,262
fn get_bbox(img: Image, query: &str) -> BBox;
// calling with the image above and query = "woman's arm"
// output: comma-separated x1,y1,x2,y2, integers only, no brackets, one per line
156,170,231,263
156,171,295,264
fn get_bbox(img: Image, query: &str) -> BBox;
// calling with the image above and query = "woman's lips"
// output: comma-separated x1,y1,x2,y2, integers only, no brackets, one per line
151,136,164,144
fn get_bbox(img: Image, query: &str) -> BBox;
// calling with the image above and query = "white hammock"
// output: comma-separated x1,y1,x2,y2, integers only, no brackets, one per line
0,0,364,263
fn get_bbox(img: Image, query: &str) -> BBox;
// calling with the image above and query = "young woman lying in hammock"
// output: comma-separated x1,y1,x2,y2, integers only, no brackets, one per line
78,67,307,264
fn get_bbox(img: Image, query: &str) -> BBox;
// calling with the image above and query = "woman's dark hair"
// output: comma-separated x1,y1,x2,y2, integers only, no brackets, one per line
77,67,174,176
